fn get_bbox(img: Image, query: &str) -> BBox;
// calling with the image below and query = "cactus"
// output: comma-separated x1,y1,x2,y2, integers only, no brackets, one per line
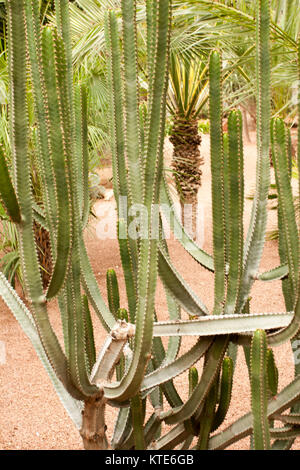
1,0,300,450
250,329,271,450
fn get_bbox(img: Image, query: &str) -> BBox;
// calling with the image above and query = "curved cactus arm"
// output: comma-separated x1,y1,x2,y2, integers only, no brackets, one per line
225,110,244,315
162,338,228,426
0,145,21,223
67,263,99,397
151,333,183,408
160,177,214,272
250,329,271,450
211,356,234,432
155,423,189,450
0,272,83,429
208,374,300,450
141,337,212,395
269,426,300,440
236,0,271,313
111,407,131,449
91,321,135,385
121,0,143,206
267,290,300,346
144,412,162,448
102,238,158,402
141,300,181,409
271,439,294,450
158,217,182,362
117,219,137,322
152,312,293,337
258,264,288,281
146,358,163,410
82,295,96,374
196,380,218,449
150,289,181,408
275,413,300,426
80,239,116,332
6,0,80,400
40,27,72,300
165,290,181,361
271,118,298,296
32,203,48,229
57,287,70,359
158,245,209,317
209,51,226,315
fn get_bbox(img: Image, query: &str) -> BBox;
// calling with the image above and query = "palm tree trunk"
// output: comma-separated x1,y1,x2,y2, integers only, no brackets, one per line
170,116,203,240
33,221,52,289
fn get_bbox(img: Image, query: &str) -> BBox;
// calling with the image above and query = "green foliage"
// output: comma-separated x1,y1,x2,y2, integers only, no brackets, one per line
1,0,300,451
198,119,210,134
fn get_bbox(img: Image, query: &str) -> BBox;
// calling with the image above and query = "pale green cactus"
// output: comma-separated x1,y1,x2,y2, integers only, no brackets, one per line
1,0,300,450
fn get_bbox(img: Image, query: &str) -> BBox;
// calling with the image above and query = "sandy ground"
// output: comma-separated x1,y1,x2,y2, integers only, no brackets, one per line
0,132,299,450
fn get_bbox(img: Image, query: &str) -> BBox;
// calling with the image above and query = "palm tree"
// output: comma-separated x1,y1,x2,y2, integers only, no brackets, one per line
168,53,209,237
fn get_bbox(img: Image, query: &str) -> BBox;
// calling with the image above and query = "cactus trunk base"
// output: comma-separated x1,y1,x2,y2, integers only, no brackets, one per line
80,394,108,450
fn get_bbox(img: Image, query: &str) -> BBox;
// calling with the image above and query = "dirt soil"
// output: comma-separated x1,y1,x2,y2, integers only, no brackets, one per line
0,132,299,450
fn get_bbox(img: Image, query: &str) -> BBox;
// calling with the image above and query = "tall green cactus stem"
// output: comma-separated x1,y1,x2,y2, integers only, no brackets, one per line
0,145,21,223
6,0,80,400
82,295,96,375
271,118,298,297
106,269,120,319
298,37,300,214
188,367,198,396
266,349,278,398
40,26,72,299
131,393,146,450
211,356,234,432
24,0,58,237
237,0,271,313
250,329,271,450
209,50,226,316
74,84,90,227
225,110,244,315
121,0,143,206
196,380,218,449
